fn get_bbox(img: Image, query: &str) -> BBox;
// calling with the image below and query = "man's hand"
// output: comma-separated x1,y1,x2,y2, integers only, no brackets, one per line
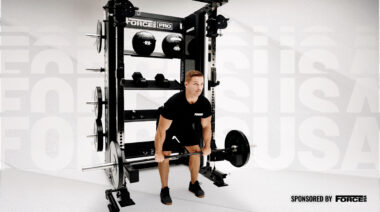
155,151,165,162
201,146,211,156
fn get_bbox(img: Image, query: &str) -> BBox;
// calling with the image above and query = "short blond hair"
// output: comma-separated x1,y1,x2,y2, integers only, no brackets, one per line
185,70,203,83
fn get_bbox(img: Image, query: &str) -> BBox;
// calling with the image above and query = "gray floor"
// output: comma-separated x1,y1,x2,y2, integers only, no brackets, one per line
0,165,379,212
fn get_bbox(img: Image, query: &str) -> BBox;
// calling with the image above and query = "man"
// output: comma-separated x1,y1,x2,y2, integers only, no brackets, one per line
154,70,212,205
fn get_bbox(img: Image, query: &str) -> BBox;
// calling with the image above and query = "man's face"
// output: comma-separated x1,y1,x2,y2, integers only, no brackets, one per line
185,76,204,97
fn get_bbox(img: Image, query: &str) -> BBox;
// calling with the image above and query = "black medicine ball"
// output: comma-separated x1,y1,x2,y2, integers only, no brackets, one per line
132,31,156,56
162,34,183,58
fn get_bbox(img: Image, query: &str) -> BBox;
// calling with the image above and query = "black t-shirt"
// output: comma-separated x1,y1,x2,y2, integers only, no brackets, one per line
161,91,212,144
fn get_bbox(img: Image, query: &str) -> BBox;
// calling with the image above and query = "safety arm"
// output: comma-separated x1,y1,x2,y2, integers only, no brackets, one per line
155,115,172,153
201,116,212,148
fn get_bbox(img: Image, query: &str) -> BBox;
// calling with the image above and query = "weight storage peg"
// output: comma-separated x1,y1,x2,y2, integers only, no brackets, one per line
86,20,105,53
86,68,105,73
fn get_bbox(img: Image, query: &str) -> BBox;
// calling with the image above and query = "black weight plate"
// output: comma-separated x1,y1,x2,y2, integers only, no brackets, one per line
110,142,125,189
217,15,228,29
94,86,102,120
94,119,104,152
96,20,102,53
124,1,136,17
224,130,250,167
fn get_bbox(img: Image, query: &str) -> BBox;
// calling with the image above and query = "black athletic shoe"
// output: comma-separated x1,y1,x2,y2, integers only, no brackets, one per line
160,187,172,205
189,181,205,198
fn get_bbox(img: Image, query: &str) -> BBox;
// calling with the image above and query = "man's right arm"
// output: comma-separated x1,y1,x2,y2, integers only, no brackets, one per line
154,115,172,162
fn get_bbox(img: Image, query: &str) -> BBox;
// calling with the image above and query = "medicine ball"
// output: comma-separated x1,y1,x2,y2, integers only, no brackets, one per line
162,34,183,58
132,31,156,56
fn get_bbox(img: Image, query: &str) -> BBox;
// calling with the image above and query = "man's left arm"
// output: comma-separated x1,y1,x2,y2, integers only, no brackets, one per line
200,116,212,155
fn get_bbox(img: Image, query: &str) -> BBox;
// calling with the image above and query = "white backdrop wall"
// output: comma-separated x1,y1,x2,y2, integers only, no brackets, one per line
0,0,379,184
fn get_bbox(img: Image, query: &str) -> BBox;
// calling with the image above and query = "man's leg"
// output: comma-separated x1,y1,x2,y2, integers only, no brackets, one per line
158,151,173,205
185,145,201,183
158,151,171,188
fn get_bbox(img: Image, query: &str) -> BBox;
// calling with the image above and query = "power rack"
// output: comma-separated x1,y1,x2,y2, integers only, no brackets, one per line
85,1,252,211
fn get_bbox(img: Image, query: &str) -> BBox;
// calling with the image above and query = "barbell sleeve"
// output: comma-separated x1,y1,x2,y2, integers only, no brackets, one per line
82,162,116,171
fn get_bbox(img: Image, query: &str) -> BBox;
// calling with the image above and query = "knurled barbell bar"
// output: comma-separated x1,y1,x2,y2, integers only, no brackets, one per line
82,145,238,171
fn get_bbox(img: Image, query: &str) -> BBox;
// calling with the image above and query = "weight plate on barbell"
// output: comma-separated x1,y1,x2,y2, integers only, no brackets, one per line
96,20,102,53
94,86,103,120
224,130,250,167
94,119,104,152
109,142,125,189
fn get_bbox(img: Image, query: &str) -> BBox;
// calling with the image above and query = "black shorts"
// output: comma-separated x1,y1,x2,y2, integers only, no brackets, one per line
157,106,202,151
162,132,201,151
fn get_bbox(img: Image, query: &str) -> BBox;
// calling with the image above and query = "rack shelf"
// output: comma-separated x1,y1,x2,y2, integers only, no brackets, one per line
124,50,176,59
121,79,183,90
124,109,158,122
124,50,194,60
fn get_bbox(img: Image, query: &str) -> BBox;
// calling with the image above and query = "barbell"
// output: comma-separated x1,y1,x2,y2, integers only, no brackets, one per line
82,130,252,188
